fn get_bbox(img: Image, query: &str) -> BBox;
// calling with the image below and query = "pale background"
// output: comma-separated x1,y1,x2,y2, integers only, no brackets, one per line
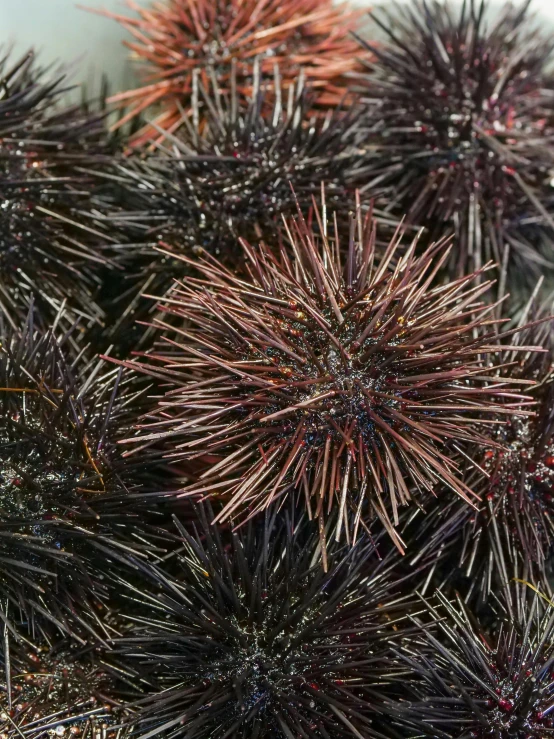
0,0,552,96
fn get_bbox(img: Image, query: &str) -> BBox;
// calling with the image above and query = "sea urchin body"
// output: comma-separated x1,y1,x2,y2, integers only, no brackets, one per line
90,0,369,146
94,64,360,341
109,507,404,738
0,50,114,330
0,639,127,739
0,310,154,637
391,586,554,737
407,298,554,601
116,196,538,551
353,0,554,282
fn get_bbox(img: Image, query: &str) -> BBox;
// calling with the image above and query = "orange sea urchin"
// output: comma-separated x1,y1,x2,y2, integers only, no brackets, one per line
88,0,370,146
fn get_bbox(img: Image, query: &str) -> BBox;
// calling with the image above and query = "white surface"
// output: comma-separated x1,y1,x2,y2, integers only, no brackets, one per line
361,0,554,19
0,0,150,95
0,0,552,96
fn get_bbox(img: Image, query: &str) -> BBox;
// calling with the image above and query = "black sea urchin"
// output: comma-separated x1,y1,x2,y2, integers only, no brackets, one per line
390,585,554,737
113,196,538,552
0,310,157,639
352,0,554,284
87,0,369,147
0,50,115,329
94,64,361,340
108,506,406,738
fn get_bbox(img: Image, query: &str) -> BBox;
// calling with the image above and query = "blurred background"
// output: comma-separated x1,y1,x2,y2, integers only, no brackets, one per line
0,0,552,97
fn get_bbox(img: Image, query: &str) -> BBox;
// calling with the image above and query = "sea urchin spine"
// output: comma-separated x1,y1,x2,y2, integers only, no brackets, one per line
352,0,554,283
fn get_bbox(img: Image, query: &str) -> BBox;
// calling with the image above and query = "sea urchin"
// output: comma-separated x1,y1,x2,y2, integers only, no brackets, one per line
0,49,114,330
115,195,538,551
94,63,360,341
88,0,369,146
391,585,554,737
109,506,405,738
353,0,554,282
406,293,554,602
0,638,127,739
0,309,154,638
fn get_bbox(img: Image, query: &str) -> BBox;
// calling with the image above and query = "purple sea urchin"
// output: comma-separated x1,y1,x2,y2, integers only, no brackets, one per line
0,49,115,330
93,65,361,342
391,585,554,737
352,0,554,284
0,639,128,739
109,506,405,738
0,310,157,639
407,295,554,603
113,195,538,551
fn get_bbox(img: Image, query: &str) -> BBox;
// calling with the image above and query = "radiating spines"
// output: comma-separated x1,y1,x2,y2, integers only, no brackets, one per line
110,193,543,553
0,309,158,638
406,295,554,604
0,49,116,331
0,311,145,501
0,49,59,131
107,505,407,738
479,302,554,564
389,583,554,737
92,64,362,343
88,0,369,146
352,0,554,286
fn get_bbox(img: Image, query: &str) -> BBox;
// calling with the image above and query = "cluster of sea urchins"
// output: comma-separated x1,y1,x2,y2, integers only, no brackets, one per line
4,0,554,738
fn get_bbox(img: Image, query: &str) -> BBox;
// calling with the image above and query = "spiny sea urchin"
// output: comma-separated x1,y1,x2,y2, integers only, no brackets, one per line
0,638,128,739
0,49,115,330
0,309,158,639
93,64,361,341
352,0,554,284
390,585,554,737
87,0,369,146
108,505,406,738
113,195,539,551
405,292,554,605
